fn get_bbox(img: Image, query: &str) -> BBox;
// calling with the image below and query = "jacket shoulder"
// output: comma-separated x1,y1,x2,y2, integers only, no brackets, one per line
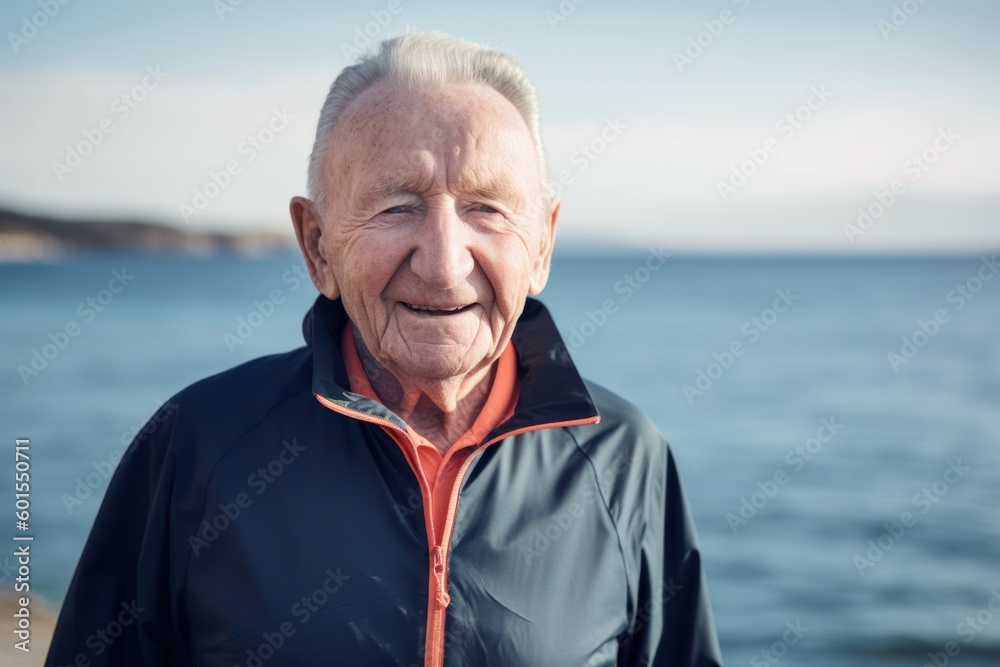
565,379,672,513
172,345,312,410
576,378,669,455
141,346,314,465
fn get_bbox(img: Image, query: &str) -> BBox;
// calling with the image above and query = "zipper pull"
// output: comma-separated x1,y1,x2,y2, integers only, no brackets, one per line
431,545,451,608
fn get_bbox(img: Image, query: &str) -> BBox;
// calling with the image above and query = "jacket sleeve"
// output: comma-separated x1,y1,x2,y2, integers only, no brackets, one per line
44,401,188,667
617,442,724,667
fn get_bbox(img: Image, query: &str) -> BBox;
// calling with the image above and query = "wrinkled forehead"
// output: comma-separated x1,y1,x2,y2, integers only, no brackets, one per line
324,81,540,201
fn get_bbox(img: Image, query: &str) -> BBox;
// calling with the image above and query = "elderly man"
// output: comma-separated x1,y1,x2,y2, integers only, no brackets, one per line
46,32,722,667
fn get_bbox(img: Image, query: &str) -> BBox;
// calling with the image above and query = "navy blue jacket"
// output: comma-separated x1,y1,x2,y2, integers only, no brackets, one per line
45,295,723,667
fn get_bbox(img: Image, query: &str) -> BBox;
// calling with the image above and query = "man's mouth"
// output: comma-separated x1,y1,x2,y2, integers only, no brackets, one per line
402,302,475,316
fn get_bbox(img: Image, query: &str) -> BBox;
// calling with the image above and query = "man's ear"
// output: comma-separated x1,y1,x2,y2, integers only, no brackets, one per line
528,195,560,296
289,196,340,299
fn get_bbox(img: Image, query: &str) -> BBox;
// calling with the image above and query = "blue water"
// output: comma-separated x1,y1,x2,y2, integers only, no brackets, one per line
1,253,998,666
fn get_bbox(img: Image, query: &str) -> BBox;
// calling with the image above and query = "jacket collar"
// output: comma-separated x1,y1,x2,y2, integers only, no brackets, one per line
302,294,600,439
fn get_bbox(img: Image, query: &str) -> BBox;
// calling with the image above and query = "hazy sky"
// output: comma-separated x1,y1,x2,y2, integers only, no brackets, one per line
1,0,997,252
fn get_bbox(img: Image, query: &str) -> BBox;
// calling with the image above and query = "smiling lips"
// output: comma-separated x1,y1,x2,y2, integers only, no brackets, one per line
402,302,475,315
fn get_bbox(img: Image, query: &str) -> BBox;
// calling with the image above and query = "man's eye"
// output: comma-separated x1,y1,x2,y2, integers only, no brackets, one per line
473,204,500,214
382,206,408,214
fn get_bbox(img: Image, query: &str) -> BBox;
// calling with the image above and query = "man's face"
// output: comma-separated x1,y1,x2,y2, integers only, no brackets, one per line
303,81,558,383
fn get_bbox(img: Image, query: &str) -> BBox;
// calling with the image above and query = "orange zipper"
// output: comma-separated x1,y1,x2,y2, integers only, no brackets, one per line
316,393,600,667
317,395,446,666
424,447,481,666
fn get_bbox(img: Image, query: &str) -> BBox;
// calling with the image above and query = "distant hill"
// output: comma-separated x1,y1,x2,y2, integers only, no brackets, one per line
0,208,295,261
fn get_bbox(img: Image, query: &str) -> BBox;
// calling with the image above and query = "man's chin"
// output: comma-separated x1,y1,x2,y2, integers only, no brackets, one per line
397,360,471,383
388,344,485,383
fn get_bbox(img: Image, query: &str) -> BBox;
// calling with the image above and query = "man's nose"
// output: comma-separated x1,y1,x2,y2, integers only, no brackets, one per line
410,203,474,289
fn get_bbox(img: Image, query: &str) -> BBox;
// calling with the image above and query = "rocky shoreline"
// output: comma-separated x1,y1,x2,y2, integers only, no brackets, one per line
0,208,294,261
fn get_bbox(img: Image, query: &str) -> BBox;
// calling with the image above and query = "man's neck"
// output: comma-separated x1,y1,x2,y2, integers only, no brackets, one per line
351,326,494,456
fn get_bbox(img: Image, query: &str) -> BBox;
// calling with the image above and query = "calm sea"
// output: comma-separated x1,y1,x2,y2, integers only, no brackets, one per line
1,253,998,666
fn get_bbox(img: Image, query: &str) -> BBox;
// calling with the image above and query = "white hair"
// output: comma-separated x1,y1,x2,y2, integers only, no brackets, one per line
306,31,550,206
